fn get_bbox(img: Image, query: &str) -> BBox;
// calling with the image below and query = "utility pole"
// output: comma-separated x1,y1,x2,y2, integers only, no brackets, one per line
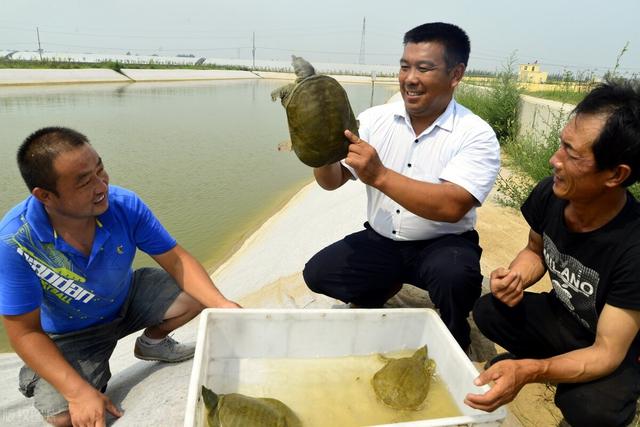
370,71,376,107
36,27,43,61
252,32,256,70
358,17,366,65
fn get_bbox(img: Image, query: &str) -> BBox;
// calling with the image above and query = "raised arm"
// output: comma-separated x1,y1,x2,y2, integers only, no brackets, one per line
313,161,353,190
3,309,122,425
152,244,240,308
489,229,547,307
343,130,478,222
465,304,640,412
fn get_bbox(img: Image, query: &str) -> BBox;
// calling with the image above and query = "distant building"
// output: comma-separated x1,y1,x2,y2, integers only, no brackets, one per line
519,62,548,83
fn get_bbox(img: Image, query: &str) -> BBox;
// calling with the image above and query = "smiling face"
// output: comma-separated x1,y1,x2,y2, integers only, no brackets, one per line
399,42,464,129
41,143,110,220
549,113,611,201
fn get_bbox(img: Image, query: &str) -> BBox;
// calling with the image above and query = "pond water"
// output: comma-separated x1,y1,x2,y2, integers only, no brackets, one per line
0,78,399,352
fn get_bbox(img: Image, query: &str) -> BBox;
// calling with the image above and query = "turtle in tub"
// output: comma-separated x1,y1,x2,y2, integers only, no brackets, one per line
371,346,436,410
270,55,358,167
201,385,302,427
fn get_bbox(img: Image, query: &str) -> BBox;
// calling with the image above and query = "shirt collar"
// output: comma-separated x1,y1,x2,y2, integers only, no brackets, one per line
24,196,55,243
23,194,112,245
393,98,457,135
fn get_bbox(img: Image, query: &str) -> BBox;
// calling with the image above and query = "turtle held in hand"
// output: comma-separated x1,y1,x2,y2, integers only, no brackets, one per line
270,55,358,167
371,346,436,410
201,385,302,427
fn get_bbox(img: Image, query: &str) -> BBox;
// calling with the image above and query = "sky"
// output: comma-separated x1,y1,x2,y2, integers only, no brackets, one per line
1,0,639,77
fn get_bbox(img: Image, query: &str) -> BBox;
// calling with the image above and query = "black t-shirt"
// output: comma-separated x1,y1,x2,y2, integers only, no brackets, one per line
522,177,640,334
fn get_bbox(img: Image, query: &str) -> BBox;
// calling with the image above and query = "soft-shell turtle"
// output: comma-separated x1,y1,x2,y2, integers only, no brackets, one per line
201,385,302,427
271,55,358,167
371,346,436,410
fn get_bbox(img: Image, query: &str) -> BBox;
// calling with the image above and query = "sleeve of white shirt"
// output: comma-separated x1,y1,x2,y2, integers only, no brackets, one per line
438,122,500,205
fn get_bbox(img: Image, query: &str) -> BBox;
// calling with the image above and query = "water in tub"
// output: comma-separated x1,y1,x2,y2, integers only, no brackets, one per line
203,348,461,426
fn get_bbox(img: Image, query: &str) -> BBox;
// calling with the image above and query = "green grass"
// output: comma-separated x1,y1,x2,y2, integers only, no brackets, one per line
522,90,586,105
497,127,560,208
456,56,521,145
455,84,487,116
0,58,250,71
456,82,520,145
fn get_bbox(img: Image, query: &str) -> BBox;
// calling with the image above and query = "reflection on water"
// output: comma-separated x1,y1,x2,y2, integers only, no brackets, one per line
0,79,398,352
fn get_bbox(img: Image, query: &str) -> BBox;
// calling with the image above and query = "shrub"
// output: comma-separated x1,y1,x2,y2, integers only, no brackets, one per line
484,55,521,143
457,53,521,145
496,108,565,208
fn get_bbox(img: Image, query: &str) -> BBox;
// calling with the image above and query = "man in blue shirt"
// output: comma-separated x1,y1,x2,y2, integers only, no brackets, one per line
0,127,240,427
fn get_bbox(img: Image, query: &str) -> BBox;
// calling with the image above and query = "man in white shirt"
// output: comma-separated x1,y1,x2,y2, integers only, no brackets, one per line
303,22,500,351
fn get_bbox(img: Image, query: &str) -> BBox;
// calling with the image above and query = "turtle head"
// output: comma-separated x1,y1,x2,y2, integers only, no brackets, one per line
412,346,428,362
291,55,315,80
201,385,220,411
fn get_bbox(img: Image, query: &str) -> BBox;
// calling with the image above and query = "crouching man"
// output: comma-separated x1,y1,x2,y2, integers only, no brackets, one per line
0,127,240,427
466,82,640,427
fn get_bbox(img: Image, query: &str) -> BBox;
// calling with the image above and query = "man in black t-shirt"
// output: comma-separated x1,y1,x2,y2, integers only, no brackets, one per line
465,82,640,427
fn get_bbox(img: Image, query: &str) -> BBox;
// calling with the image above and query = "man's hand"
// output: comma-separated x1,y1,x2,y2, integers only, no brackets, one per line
67,383,123,427
344,130,388,187
490,267,524,307
215,299,242,308
464,359,529,412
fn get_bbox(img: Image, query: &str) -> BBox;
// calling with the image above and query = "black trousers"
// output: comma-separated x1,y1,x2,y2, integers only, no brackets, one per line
303,223,483,350
473,292,640,427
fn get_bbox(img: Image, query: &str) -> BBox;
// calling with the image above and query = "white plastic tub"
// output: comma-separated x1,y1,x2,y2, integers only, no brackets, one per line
184,308,506,427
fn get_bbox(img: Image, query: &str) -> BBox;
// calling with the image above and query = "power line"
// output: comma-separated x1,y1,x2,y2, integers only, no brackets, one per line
0,24,359,39
3,30,638,72
30,42,246,52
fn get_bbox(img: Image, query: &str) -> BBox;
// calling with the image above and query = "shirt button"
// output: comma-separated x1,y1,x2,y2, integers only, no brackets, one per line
396,209,400,214
392,230,396,234
407,163,412,167
414,139,419,143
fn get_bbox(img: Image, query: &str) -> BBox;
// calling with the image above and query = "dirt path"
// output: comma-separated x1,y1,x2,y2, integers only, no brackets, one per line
476,197,563,427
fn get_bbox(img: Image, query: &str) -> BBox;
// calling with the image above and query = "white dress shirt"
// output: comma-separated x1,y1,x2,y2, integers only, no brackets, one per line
342,98,500,241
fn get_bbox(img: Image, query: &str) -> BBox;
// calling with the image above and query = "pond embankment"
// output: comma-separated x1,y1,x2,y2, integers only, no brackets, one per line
0,68,399,86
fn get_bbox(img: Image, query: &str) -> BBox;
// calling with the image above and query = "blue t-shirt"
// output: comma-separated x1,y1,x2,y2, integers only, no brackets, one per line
0,185,176,334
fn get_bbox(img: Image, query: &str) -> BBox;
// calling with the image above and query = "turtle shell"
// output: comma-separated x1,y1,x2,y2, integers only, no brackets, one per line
284,74,358,167
202,386,302,427
371,346,436,410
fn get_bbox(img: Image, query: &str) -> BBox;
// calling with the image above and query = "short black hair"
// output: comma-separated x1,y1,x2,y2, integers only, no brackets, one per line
17,127,89,195
573,81,640,187
403,22,470,69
